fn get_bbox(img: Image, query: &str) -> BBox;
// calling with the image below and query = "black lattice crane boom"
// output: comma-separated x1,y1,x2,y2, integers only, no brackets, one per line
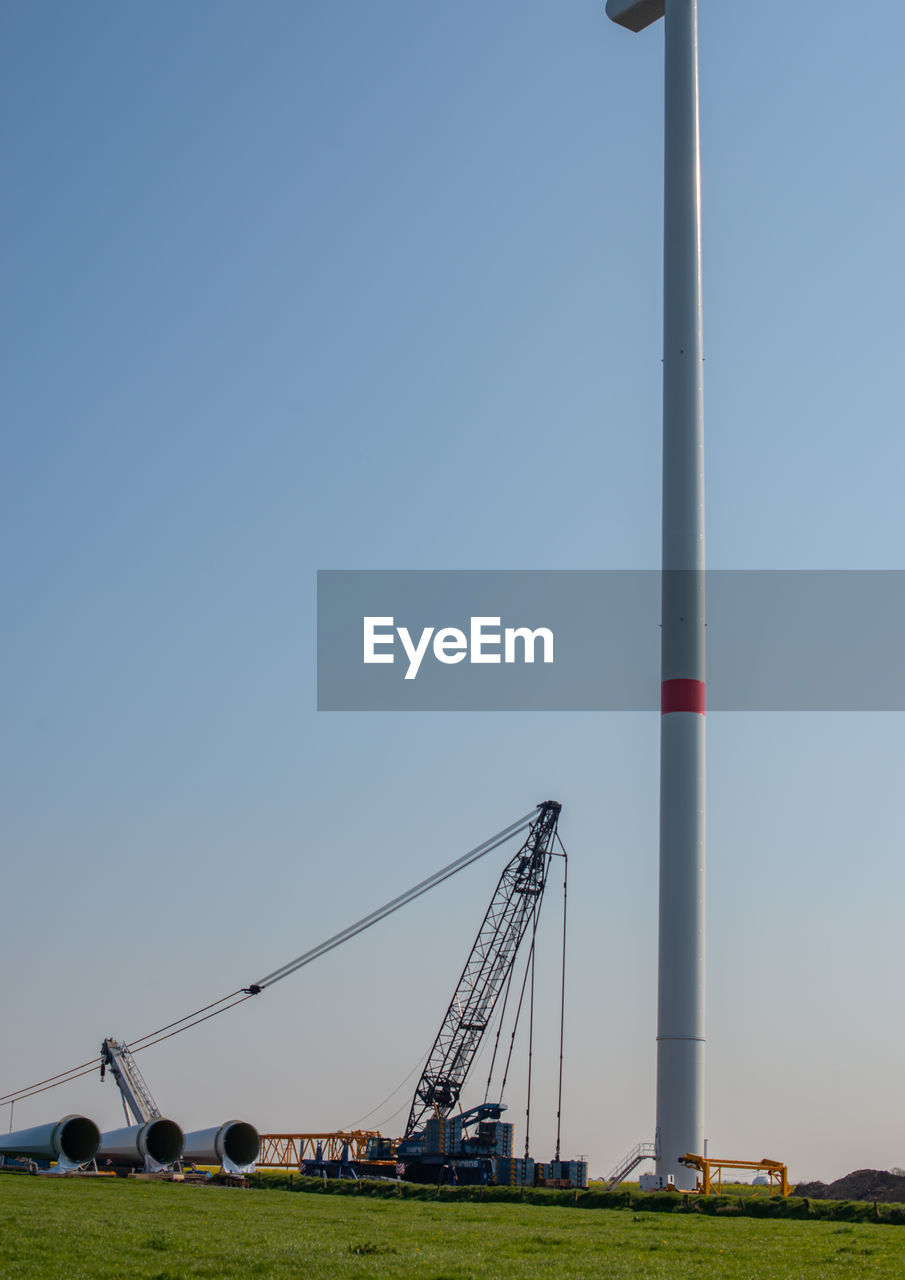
404,800,562,1139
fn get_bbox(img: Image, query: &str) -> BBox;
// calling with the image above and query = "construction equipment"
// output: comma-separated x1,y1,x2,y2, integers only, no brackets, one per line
678,1152,791,1197
394,801,583,1187
404,800,562,1139
98,1038,184,1172
256,1131,392,1180
100,1038,161,1126
99,1037,259,1174
257,1132,381,1167
0,804,570,1185
397,1101,515,1183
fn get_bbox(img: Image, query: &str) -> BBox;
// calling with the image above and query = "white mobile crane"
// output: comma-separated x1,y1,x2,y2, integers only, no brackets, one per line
100,1038,161,1128
99,1037,260,1174
98,1038,184,1171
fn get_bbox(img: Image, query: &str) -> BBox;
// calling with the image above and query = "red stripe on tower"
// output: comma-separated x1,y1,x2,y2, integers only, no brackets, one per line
661,678,705,716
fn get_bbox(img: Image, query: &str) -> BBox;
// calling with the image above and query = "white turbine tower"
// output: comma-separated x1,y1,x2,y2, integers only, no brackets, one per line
605,0,706,1191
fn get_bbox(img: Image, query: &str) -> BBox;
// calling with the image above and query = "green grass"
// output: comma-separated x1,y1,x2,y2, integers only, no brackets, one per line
2,1176,905,1278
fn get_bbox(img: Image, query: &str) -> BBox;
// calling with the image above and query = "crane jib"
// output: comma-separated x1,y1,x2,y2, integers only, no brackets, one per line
404,801,562,1140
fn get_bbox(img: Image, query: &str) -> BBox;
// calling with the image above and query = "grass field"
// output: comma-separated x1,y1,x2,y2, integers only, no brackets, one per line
2,1176,905,1279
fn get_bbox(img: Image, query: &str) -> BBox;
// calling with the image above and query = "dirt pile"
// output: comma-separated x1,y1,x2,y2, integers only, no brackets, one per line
794,1169,905,1204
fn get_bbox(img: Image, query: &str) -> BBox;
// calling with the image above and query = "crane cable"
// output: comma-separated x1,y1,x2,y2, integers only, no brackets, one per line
480,849,561,1106
0,990,259,1107
495,872,547,1111
481,840,568,1156
251,811,534,990
339,1035,439,1132
1,810,535,1110
481,948,520,1105
553,838,569,1162
523,903,539,1162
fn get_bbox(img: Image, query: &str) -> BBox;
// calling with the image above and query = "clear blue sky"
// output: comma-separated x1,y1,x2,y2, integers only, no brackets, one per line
2,1,904,1181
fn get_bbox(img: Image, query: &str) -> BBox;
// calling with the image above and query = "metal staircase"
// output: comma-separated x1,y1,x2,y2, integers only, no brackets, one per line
605,1141,657,1189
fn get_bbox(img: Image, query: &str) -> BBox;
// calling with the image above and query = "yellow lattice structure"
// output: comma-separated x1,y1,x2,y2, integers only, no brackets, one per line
257,1132,383,1167
679,1153,791,1197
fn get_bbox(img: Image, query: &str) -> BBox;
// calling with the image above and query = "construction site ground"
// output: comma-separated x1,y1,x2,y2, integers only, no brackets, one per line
794,1169,905,1204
